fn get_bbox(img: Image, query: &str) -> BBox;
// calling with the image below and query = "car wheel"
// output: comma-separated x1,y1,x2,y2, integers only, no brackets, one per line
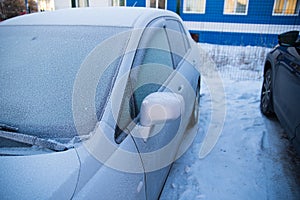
260,68,274,116
189,84,200,126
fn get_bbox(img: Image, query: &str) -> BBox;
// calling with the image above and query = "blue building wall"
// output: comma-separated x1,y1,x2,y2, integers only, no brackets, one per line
127,0,146,7
189,31,278,47
126,0,300,47
180,0,300,25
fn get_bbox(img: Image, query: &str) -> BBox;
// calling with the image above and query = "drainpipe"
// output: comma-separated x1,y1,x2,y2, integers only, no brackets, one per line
24,0,29,13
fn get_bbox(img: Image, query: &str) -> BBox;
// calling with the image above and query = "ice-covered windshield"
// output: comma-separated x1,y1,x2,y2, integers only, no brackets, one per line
0,25,130,140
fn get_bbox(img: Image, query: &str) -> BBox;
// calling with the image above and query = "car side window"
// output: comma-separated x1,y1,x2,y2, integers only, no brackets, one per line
165,19,191,68
130,22,173,115
115,21,173,142
115,78,136,143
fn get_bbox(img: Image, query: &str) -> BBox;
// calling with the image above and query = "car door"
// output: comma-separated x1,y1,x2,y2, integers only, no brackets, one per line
273,45,300,140
129,18,180,200
164,18,200,104
127,18,197,200
112,17,177,200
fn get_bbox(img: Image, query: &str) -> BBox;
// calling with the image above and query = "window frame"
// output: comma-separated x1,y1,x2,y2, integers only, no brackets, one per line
183,0,206,14
112,0,126,6
272,0,300,16
147,0,168,10
114,77,137,143
114,17,174,143
130,25,174,114
165,18,191,69
223,0,249,15
76,0,89,7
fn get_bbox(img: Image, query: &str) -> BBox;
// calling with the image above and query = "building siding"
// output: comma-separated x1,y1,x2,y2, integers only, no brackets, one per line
180,0,299,25
52,0,299,47
125,0,299,47
127,0,146,7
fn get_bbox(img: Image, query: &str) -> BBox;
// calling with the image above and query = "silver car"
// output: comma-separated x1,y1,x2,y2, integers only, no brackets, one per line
0,7,201,199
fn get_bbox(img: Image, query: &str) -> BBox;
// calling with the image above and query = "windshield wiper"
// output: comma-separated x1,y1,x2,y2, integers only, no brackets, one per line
0,129,69,152
0,123,19,132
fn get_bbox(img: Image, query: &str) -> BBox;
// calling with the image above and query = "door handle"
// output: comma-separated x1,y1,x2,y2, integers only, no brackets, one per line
287,64,296,74
280,61,297,74
290,62,300,71
288,62,300,75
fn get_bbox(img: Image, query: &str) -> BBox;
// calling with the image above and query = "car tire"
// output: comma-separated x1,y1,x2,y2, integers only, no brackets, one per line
189,83,200,126
260,68,275,116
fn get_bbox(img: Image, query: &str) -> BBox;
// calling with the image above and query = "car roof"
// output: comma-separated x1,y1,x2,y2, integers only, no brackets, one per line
0,7,179,28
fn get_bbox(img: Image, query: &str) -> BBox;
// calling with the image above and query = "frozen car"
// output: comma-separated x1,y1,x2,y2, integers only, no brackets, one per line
260,30,300,153
0,7,201,199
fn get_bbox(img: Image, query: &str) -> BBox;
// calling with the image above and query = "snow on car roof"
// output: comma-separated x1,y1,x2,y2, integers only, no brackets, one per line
0,7,179,28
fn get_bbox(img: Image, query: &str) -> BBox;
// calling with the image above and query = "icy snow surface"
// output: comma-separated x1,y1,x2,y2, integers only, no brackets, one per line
160,44,300,200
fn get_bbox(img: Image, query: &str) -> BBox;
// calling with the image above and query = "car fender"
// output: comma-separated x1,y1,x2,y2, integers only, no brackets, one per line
72,121,146,200
0,148,80,199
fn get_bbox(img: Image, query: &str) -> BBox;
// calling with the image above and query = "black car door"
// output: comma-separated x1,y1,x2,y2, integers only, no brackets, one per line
273,45,300,139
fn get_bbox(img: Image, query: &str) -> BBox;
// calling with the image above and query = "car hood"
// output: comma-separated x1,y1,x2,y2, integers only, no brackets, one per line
0,148,80,199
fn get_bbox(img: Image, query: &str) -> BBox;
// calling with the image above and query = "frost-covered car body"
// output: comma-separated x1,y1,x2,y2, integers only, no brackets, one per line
261,30,300,153
0,7,201,199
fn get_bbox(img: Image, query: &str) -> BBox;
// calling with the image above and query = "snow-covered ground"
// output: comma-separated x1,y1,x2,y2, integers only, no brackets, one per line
160,44,300,200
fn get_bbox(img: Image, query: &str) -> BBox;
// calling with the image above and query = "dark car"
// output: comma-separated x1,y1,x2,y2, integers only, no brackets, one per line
260,30,300,153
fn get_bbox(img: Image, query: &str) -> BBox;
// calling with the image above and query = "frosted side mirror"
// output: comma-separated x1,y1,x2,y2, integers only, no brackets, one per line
140,92,184,127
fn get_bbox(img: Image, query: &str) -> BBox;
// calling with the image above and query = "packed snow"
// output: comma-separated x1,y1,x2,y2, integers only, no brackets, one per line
160,43,300,200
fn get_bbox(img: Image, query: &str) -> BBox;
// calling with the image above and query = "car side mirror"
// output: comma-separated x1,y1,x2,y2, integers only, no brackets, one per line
140,92,184,127
278,31,299,47
136,92,184,142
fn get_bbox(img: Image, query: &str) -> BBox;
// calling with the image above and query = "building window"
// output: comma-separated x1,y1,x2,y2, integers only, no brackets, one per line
148,0,166,9
77,0,89,7
183,0,206,13
38,0,55,11
112,0,125,6
224,0,249,15
273,0,300,15
71,0,89,7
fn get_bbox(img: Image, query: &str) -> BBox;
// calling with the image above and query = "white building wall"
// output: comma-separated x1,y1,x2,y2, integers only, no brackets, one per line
89,0,110,7
54,0,110,10
54,0,71,9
